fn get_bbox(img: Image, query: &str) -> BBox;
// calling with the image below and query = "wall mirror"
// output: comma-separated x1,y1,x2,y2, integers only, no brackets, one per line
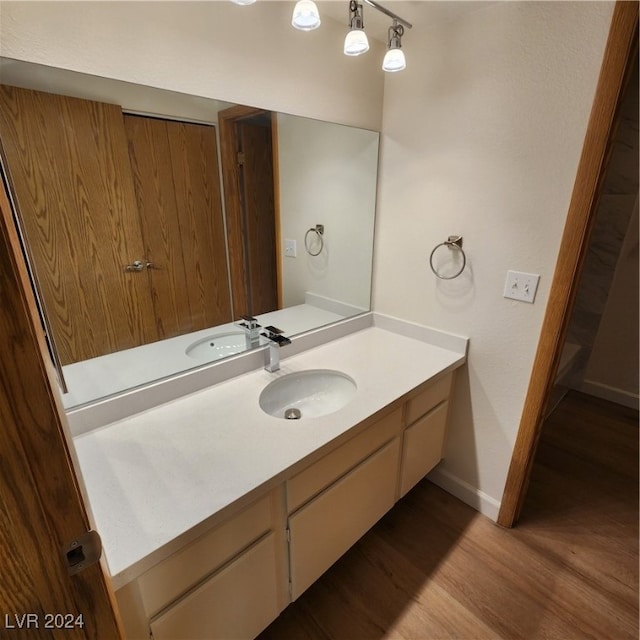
0,58,379,409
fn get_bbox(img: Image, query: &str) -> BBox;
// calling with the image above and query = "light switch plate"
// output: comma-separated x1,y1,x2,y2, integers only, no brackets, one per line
284,238,297,258
503,270,540,303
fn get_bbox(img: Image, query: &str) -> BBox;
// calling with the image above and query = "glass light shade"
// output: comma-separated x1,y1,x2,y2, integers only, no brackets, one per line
230,0,256,4
344,29,369,56
292,0,321,31
382,48,406,72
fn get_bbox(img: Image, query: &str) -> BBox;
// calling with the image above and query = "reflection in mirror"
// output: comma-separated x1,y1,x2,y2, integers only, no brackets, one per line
0,58,379,409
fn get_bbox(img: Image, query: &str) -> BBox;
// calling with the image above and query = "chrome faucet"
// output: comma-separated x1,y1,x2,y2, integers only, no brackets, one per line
261,326,291,372
235,315,261,348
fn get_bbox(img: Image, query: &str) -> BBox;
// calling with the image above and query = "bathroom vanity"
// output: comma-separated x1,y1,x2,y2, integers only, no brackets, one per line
72,316,467,639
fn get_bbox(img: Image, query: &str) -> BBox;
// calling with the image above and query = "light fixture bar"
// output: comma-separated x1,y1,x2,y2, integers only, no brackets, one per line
362,0,412,29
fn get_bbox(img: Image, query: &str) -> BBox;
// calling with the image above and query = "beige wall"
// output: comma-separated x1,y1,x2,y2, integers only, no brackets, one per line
0,1,616,519
0,1,385,130
373,1,614,517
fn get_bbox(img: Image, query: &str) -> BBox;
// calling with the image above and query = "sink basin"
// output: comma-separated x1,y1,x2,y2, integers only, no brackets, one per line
259,369,357,419
185,331,248,360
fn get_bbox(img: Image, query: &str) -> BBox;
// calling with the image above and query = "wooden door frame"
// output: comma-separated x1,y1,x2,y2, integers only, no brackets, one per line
219,105,283,318
0,178,123,634
498,1,639,528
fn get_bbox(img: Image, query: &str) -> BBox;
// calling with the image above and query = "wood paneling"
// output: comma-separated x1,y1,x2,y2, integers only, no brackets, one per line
498,2,639,527
0,85,158,364
125,115,232,337
259,392,638,640
0,171,122,637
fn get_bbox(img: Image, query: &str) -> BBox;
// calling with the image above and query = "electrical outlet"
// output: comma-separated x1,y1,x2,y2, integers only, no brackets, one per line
503,270,540,303
284,238,297,258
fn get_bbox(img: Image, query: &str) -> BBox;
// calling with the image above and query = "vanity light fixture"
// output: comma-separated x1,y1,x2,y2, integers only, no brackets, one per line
344,1,369,56
229,0,411,71
382,19,406,72
292,0,321,31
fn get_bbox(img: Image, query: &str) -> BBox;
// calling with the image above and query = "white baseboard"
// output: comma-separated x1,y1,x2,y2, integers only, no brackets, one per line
428,466,501,522
580,379,639,410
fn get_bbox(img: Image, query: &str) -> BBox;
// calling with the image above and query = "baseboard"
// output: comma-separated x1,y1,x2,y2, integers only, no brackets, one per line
428,466,501,522
580,380,639,410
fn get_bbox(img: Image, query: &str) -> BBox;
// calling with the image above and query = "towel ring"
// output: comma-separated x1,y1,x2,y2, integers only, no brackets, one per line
305,224,324,256
429,236,466,280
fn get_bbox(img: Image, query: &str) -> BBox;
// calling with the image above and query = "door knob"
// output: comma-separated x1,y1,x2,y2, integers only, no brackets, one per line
124,260,145,272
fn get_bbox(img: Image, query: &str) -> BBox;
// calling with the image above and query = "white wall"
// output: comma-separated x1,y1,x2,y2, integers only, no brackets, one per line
373,1,614,517
0,1,384,130
277,113,378,311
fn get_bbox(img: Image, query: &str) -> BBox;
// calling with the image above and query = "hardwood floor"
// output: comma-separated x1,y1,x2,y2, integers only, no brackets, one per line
258,391,639,639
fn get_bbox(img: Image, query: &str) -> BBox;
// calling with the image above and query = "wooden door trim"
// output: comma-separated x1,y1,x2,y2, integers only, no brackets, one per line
271,111,284,309
497,1,639,528
0,178,123,634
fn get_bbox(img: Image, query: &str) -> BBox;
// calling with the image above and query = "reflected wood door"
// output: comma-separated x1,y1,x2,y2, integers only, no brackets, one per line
0,175,123,637
0,85,158,364
237,117,278,316
125,115,232,337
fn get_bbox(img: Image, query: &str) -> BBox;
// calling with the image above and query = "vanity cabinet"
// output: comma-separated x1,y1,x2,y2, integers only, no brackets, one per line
115,372,456,639
287,407,403,599
116,489,288,640
400,373,453,497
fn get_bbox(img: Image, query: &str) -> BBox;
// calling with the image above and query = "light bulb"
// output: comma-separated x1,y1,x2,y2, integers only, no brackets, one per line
382,48,406,72
292,0,321,31
230,0,256,4
344,29,369,56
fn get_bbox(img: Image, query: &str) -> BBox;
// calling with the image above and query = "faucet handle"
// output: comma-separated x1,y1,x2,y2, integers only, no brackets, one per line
263,325,284,335
261,326,291,346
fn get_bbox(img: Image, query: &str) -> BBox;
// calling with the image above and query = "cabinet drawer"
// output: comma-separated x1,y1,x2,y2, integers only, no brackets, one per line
405,373,452,425
150,533,280,640
289,438,400,600
138,492,274,616
400,401,449,497
288,407,402,513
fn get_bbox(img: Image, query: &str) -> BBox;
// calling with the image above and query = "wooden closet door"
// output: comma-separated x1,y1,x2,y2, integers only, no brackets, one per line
0,85,158,364
125,115,232,337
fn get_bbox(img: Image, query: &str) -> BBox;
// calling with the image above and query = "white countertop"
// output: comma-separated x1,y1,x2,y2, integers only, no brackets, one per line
73,322,467,588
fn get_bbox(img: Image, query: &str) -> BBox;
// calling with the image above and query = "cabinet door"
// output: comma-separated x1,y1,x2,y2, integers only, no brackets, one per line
0,85,158,363
400,401,449,497
288,439,400,600
150,533,280,640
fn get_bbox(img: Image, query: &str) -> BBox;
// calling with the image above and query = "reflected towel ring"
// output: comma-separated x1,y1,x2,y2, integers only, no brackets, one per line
305,224,325,256
429,236,466,280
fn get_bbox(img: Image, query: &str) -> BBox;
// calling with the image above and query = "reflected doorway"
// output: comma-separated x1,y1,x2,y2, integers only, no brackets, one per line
219,105,280,320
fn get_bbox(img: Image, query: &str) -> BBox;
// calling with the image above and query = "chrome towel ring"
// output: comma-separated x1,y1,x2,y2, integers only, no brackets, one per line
305,224,325,256
429,236,466,280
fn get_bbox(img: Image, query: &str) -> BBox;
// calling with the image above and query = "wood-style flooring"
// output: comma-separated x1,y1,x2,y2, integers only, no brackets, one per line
258,391,639,640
